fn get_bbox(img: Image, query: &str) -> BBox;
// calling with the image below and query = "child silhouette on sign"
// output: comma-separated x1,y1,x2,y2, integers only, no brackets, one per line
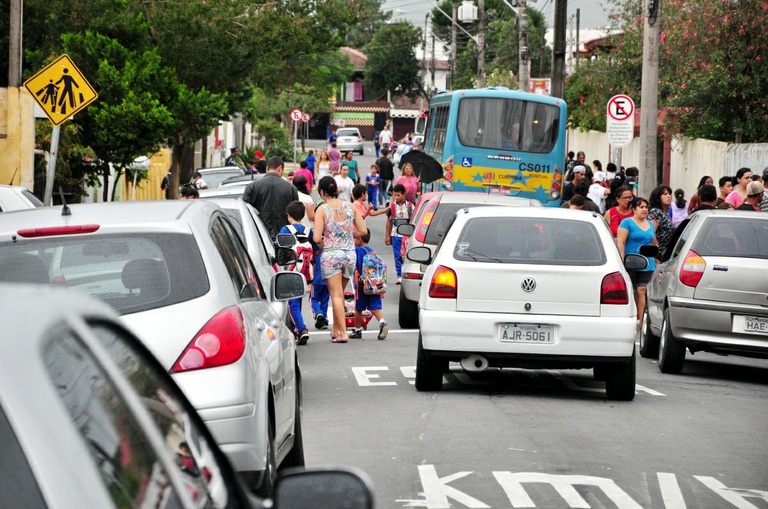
35,80,59,112
55,68,79,114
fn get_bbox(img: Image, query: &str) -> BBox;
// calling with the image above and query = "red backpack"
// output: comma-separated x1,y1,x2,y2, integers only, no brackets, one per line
285,224,314,283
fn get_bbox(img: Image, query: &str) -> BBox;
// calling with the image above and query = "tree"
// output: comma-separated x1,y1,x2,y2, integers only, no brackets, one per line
566,0,768,143
364,23,426,100
344,0,392,49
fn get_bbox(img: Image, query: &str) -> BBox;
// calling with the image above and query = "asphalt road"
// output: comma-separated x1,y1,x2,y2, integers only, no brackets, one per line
293,141,768,508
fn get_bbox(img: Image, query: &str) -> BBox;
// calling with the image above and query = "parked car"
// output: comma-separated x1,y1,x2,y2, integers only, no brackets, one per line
410,206,646,400
335,127,364,155
0,200,305,496
199,174,264,198
0,184,44,212
397,192,541,329
196,166,245,189
0,284,374,509
640,209,768,372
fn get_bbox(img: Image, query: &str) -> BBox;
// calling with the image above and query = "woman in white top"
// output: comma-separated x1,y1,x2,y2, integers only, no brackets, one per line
292,175,315,230
315,150,332,182
334,165,355,202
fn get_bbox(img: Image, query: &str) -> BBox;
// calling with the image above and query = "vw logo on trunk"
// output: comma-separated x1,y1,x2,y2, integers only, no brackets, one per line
521,277,536,292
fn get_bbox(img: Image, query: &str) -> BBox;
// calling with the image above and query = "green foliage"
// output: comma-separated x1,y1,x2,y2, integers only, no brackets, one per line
34,121,99,201
344,0,393,49
567,0,768,142
364,22,425,99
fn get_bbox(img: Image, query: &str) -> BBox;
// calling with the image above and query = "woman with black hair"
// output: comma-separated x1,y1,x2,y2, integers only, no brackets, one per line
648,185,674,259
313,176,367,343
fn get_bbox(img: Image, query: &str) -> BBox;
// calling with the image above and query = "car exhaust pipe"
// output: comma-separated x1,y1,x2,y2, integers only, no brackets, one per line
460,354,489,372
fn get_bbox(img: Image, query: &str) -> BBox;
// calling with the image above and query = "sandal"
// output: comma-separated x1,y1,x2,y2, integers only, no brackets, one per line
331,337,348,343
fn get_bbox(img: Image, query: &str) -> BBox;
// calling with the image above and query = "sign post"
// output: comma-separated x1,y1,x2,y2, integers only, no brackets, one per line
24,54,98,205
606,94,635,174
290,108,304,165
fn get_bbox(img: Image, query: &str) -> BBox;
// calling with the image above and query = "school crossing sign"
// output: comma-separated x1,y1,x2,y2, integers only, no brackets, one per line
24,55,98,126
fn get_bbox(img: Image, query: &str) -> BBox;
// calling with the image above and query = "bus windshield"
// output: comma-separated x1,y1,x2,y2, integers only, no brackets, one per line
456,98,560,153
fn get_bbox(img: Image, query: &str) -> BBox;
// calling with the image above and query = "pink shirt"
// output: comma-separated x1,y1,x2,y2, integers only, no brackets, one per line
725,190,745,209
328,148,341,173
293,168,313,192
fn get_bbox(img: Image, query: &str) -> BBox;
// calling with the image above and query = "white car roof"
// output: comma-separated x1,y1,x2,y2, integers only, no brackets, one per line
434,192,541,207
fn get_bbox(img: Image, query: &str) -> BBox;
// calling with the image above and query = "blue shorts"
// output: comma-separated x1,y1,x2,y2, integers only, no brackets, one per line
355,293,382,311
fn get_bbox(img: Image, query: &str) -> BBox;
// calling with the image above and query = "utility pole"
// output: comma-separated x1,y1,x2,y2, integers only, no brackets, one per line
551,0,567,98
8,0,22,87
477,0,486,88
423,13,429,95
431,35,436,91
575,8,580,69
518,0,529,92
639,0,660,198
451,2,457,90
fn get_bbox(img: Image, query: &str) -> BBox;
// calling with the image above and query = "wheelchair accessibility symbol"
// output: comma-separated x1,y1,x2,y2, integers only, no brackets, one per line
462,157,473,168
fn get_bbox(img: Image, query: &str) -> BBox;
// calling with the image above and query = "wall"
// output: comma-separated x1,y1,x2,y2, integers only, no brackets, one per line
121,149,171,201
567,127,729,196
0,88,36,188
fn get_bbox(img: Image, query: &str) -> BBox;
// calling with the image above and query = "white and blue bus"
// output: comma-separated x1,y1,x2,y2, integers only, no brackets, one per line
422,87,567,206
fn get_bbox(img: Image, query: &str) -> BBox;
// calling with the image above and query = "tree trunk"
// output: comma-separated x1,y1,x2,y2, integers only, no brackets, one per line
111,168,122,202
169,143,196,200
102,163,110,202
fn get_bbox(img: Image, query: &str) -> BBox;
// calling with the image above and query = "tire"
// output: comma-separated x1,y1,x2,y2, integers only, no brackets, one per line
281,376,305,469
415,333,445,391
639,307,660,359
255,419,277,498
605,348,636,401
399,290,420,329
658,307,686,374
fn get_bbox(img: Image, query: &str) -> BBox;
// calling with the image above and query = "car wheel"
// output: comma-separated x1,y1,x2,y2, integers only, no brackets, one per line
639,307,660,359
398,290,420,329
255,419,277,498
605,349,636,401
658,307,686,374
415,333,445,391
281,374,305,469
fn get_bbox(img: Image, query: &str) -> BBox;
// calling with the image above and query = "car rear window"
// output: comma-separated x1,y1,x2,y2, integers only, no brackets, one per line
453,217,606,265
0,233,209,314
692,217,768,258
425,201,534,245
337,129,359,137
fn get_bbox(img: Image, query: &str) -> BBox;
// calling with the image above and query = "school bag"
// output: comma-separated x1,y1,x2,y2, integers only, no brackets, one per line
390,201,414,221
360,248,388,295
285,224,314,283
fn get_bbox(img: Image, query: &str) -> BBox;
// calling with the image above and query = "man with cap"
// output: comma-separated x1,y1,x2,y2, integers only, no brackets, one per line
254,150,267,174
736,181,764,211
587,171,611,213
225,147,240,167
562,164,587,203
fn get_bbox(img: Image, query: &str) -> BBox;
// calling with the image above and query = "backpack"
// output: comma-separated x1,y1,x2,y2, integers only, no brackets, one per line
390,201,414,221
285,224,314,283
360,248,387,295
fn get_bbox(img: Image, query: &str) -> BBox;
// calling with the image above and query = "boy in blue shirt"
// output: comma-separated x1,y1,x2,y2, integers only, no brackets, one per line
348,231,388,340
279,201,317,345
365,164,381,210
305,150,316,173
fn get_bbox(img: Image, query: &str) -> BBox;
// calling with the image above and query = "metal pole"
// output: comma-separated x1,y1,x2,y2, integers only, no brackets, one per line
8,0,22,87
451,2,457,90
44,125,61,206
293,120,298,164
639,0,660,198
551,0,567,99
477,0,486,88
575,9,580,69
518,0,529,92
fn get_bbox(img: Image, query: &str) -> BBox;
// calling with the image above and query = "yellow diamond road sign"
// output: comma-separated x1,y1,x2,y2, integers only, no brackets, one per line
24,54,98,126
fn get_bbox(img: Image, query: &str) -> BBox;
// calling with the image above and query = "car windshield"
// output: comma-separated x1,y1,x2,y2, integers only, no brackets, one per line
453,217,606,265
0,233,209,314
692,217,768,258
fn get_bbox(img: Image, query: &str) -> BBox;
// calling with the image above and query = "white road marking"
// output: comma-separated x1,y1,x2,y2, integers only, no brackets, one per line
493,471,643,508
397,465,490,508
637,384,666,396
351,366,396,386
401,366,416,384
658,472,686,508
695,476,768,508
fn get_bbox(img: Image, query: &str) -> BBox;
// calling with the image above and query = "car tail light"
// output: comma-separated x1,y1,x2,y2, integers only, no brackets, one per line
171,306,246,373
601,272,629,304
17,224,100,238
429,265,457,298
403,272,423,280
680,250,705,287
415,200,440,243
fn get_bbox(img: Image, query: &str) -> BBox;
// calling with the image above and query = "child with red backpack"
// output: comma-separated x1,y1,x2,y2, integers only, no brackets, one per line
348,231,388,340
384,183,414,285
279,201,316,345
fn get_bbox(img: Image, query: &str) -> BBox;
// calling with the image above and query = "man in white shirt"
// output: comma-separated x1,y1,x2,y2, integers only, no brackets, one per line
379,125,393,150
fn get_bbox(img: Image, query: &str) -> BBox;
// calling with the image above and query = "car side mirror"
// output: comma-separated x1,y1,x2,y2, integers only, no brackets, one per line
407,246,432,264
276,233,296,248
639,244,659,258
624,253,649,271
397,223,415,236
273,467,374,509
271,271,306,301
392,218,409,228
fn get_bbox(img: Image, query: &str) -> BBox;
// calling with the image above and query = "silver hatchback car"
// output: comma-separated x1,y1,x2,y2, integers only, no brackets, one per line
641,210,768,373
0,200,306,496
335,127,364,155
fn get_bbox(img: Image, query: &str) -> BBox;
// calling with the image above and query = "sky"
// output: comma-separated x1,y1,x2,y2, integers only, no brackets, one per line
382,0,612,33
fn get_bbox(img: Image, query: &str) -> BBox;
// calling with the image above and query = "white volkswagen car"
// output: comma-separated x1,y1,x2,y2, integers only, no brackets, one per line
410,206,643,400
0,200,306,496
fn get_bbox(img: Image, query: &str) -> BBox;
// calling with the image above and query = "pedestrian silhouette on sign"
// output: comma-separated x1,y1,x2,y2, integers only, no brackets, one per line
55,68,80,115
35,80,59,112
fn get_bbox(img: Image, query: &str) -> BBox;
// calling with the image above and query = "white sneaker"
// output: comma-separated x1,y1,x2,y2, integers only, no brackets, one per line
378,320,389,340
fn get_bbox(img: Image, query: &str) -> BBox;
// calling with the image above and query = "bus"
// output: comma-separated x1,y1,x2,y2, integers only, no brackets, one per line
421,87,567,207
